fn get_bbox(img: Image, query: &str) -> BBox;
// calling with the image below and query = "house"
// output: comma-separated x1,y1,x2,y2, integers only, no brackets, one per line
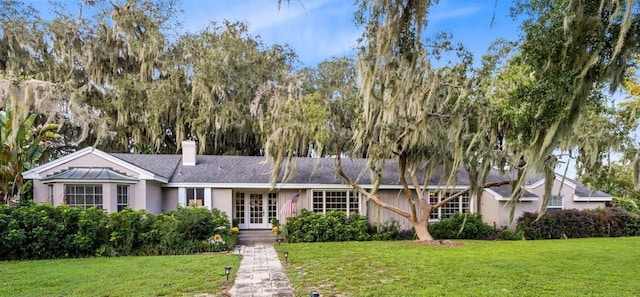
22,141,612,230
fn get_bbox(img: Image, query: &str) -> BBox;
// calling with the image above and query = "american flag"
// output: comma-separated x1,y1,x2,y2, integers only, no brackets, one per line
279,192,300,215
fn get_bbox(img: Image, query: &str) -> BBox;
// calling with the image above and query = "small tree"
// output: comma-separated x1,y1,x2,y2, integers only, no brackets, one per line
0,101,59,203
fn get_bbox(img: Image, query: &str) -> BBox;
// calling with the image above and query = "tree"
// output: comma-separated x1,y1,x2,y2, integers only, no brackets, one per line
0,1,296,155
258,0,640,241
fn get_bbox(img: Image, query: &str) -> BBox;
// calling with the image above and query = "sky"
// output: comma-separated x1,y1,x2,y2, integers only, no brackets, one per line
181,0,522,68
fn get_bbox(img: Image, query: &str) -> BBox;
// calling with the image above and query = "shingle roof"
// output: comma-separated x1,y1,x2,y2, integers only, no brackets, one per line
98,152,609,198
43,167,137,181
168,156,472,185
111,153,181,179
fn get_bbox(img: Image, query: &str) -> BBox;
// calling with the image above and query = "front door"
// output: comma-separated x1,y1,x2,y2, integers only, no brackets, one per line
248,193,268,228
235,192,276,229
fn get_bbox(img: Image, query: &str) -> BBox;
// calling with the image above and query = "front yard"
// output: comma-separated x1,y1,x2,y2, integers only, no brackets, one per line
0,253,241,297
2,237,638,296
275,237,640,296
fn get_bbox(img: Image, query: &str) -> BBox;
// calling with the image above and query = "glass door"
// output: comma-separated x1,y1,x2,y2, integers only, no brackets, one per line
248,193,268,228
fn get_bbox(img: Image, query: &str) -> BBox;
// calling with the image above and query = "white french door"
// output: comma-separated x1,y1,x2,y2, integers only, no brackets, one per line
248,193,268,228
235,192,277,229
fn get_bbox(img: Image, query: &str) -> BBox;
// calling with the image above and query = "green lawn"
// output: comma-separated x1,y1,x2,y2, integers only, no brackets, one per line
0,253,241,297
274,237,640,297
3,238,639,297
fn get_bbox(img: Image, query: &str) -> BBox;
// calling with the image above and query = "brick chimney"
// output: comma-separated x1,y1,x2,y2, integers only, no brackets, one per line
182,140,196,166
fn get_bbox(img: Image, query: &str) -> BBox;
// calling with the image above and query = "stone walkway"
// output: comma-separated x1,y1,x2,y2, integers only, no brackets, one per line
228,244,294,297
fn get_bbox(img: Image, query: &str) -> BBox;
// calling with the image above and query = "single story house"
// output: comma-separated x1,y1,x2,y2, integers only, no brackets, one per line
23,141,612,229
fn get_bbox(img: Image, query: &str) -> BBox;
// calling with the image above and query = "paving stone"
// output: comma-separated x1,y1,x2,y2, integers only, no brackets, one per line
229,244,293,297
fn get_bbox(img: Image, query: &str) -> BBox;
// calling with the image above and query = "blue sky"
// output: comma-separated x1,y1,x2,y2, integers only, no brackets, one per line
24,0,521,67
183,0,522,67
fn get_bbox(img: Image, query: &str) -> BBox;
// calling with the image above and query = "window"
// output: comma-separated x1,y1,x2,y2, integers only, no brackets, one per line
117,185,129,211
268,192,277,224
428,191,470,220
312,190,359,215
187,188,205,206
548,195,563,211
65,184,103,209
235,192,245,224
47,185,53,204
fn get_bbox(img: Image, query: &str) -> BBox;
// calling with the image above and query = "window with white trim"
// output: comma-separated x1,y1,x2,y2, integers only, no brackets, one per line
187,188,205,206
235,192,245,224
429,191,470,220
65,184,103,209
268,192,277,224
117,185,129,211
47,185,53,204
548,195,563,212
312,190,359,215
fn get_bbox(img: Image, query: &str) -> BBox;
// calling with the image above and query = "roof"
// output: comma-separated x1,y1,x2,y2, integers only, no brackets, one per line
25,147,611,199
111,153,181,180
167,155,472,187
42,167,137,183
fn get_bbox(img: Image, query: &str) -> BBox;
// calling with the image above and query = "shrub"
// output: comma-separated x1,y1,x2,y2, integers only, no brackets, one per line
517,207,640,240
285,209,371,242
0,204,235,260
371,219,415,240
428,213,493,240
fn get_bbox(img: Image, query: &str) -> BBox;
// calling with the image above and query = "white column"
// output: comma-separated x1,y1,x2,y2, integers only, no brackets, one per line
178,187,186,207
204,187,212,210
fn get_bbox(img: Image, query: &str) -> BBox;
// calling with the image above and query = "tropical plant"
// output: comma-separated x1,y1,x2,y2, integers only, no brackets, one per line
0,101,59,203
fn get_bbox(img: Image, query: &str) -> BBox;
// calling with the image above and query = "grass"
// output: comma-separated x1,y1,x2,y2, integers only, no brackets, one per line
0,253,241,297
274,237,640,297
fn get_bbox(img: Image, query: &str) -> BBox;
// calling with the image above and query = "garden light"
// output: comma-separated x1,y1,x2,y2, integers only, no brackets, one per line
310,291,320,297
225,266,231,281
284,251,288,264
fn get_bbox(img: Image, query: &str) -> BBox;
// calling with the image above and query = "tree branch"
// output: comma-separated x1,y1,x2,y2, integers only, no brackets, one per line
434,180,511,209
399,153,418,220
336,158,412,219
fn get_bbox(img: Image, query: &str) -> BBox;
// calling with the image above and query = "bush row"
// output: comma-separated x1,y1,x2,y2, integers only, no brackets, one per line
284,209,449,243
284,211,527,242
0,203,235,260
517,207,640,239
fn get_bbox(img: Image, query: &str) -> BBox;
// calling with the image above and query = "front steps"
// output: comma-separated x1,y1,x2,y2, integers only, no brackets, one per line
238,229,277,245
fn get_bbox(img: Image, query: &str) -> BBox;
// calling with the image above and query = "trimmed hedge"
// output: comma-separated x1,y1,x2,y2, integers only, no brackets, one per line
0,203,235,260
285,209,372,242
428,213,494,240
517,208,640,240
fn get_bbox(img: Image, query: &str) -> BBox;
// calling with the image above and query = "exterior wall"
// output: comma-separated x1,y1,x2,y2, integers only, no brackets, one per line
279,189,305,221
212,188,233,225
38,153,143,179
132,180,147,211
32,180,50,204
145,181,163,214
479,191,501,228
103,183,116,212
527,179,574,205
366,189,413,231
496,200,539,229
162,188,178,212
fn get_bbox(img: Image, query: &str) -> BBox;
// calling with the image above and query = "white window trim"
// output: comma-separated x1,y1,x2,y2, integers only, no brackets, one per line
428,191,470,221
64,184,104,210
548,195,564,209
311,189,360,216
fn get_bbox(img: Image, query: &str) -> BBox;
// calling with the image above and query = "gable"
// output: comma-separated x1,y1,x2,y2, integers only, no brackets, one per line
23,147,168,183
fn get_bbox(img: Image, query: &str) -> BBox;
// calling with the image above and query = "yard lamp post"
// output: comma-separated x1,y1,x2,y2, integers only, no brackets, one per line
225,266,232,281
284,251,288,264
310,291,320,297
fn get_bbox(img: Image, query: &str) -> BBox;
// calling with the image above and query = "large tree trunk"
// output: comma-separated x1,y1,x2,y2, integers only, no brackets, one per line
411,220,433,241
